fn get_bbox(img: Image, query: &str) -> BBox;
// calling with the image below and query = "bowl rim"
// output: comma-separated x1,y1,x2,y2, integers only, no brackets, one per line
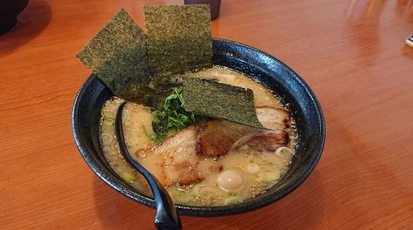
71,37,326,216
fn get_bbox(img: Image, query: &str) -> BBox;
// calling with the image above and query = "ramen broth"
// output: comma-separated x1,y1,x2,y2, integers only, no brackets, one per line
100,66,296,206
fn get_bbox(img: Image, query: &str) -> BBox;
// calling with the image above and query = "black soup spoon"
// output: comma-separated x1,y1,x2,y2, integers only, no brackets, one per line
115,102,182,230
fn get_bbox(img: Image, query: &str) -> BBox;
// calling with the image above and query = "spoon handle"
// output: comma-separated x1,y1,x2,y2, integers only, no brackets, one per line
116,102,182,230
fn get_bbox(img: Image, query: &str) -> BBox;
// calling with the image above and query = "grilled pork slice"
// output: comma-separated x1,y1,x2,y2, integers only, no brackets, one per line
136,125,222,187
255,106,290,130
232,129,289,151
196,106,291,157
196,120,255,157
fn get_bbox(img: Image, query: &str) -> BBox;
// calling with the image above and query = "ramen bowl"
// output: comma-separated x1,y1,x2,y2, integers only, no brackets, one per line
71,38,325,216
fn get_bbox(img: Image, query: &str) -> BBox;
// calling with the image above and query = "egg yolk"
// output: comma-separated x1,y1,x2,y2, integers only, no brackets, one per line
216,169,245,191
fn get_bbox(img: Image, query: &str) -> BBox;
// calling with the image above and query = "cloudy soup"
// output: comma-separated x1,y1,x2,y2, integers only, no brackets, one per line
99,66,297,206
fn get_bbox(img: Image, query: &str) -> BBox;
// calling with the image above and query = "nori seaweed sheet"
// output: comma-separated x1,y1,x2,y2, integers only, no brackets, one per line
183,78,264,128
144,5,213,82
76,9,154,105
76,7,214,107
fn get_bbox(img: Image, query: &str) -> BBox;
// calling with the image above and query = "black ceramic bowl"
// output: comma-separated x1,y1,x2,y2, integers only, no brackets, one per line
72,38,325,216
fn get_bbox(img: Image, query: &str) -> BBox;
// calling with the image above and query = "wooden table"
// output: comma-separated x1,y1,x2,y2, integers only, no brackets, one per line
1,0,413,229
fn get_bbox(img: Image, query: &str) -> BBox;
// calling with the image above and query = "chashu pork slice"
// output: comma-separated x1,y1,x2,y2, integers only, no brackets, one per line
196,120,256,157
136,125,222,187
196,106,291,157
255,106,291,130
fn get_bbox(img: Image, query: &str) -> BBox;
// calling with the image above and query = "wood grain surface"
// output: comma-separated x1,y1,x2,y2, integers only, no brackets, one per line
1,0,413,229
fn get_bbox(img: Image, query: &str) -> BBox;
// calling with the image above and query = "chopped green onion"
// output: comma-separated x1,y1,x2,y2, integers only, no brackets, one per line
224,193,243,205
122,172,135,183
172,188,192,204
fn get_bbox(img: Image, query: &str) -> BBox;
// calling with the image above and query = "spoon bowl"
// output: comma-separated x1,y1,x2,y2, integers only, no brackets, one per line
116,102,182,230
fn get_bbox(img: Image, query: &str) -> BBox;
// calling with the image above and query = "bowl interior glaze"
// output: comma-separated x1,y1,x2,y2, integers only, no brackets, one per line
71,38,325,216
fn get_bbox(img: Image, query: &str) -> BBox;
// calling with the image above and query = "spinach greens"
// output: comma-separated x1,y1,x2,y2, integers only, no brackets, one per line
151,87,201,142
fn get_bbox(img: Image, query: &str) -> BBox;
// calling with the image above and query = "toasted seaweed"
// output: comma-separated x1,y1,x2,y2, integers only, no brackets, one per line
144,5,213,81
76,7,214,107
76,9,154,105
183,78,264,128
